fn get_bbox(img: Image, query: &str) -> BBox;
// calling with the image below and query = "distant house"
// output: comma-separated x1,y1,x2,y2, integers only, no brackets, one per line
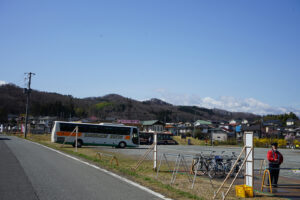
31,116,57,134
241,119,249,125
141,120,164,132
184,122,192,127
265,126,282,138
295,128,300,138
7,114,18,121
229,119,241,126
193,120,212,135
210,128,228,142
262,120,283,137
235,124,242,136
165,123,177,135
211,120,228,127
177,122,193,135
286,118,295,126
38,116,57,124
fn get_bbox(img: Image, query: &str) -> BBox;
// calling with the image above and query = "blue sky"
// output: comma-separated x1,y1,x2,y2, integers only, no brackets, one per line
0,0,299,115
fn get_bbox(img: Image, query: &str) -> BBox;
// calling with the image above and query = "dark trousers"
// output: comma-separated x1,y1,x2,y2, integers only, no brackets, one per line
268,163,280,185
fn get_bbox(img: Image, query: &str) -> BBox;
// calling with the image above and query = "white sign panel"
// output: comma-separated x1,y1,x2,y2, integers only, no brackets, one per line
245,132,253,187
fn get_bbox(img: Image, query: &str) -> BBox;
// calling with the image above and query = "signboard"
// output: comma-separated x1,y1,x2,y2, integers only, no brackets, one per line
245,131,254,187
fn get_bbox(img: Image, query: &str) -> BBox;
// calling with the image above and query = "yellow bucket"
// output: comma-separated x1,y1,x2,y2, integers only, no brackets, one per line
235,185,254,198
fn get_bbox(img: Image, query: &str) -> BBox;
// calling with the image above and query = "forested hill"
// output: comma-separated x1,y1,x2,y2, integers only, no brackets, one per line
0,84,259,122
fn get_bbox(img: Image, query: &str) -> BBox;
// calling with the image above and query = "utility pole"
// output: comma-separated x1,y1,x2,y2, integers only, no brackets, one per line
193,110,196,138
24,72,35,138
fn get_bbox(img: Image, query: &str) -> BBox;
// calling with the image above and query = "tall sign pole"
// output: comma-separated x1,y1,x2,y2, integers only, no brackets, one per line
24,72,35,139
245,131,254,187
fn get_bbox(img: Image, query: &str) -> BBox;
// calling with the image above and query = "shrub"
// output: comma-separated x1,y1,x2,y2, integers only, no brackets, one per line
186,132,192,137
254,138,287,148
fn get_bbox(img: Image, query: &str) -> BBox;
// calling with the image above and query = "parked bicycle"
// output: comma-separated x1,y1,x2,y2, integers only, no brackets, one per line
192,151,215,175
209,152,244,178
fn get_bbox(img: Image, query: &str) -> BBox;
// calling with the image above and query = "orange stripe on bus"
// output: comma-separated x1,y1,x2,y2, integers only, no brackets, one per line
57,131,82,137
125,136,130,140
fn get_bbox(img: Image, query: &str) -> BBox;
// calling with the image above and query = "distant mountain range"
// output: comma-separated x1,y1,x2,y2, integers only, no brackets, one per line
0,84,259,122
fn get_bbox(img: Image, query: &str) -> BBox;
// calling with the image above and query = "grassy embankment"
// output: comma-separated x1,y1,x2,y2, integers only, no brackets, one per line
10,133,284,200
173,136,206,145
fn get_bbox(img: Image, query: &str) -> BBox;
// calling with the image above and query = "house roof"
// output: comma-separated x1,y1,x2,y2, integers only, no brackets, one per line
230,119,241,122
194,120,212,125
210,128,227,132
242,124,261,131
210,129,228,134
142,120,164,126
287,118,295,122
263,120,282,126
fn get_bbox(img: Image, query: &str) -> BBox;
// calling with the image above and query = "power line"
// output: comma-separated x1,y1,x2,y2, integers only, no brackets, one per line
24,72,35,138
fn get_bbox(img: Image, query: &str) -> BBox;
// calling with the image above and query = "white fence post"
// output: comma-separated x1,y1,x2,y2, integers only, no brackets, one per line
245,131,254,187
153,132,157,171
75,126,78,152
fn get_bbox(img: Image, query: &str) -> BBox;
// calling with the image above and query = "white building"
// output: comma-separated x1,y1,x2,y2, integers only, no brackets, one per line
141,120,164,132
210,128,228,142
242,119,249,124
286,118,295,126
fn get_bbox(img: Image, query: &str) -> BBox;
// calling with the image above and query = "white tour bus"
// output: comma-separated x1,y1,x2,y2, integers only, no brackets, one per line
51,121,139,148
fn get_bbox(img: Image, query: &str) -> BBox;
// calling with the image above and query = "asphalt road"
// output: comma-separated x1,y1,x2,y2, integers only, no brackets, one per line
0,135,165,200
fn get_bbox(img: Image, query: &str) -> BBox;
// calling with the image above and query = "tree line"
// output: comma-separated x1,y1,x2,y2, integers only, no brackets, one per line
0,83,260,123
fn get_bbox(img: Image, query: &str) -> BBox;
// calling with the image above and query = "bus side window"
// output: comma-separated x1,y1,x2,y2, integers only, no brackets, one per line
124,127,131,135
89,125,98,133
97,126,104,134
78,124,84,132
105,126,115,135
78,124,89,133
61,123,76,132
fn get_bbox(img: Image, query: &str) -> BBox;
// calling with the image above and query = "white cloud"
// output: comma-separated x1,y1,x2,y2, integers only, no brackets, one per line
155,90,300,116
0,80,7,86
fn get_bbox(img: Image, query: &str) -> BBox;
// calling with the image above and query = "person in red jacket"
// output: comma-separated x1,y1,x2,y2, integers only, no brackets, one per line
267,142,283,187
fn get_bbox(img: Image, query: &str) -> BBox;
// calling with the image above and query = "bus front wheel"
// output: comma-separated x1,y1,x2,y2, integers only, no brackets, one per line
118,142,126,148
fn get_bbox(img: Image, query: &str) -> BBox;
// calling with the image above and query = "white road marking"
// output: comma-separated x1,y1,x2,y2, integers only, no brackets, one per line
26,140,172,200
